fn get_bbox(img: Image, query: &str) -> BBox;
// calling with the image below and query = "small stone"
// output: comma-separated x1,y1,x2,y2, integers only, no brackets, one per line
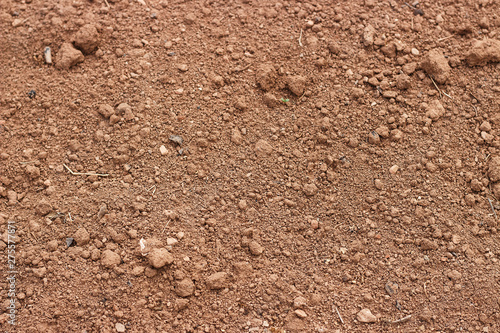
303,183,318,196
294,309,307,318
480,121,492,132
411,48,420,55
248,240,264,256
101,250,121,267
447,269,462,281
169,135,183,145
160,145,168,155
73,228,90,245
206,272,228,290
66,238,75,247
166,237,178,246
115,323,126,332
175,298,189,311
293,296,308,309
55,43,84,70
73,24,100,54
175,278,195,297
389,165,399,174
177,64,189,72
12,18,23,27
148,248,174,268
357,308,377,323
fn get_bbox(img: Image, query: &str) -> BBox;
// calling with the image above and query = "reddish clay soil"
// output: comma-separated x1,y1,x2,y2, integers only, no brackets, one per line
1,0,500,332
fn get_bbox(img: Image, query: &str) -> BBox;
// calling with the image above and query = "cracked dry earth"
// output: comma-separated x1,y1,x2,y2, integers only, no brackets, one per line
1,0,500,332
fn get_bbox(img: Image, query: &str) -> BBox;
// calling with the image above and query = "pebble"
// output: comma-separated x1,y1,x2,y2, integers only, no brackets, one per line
357,308,377,323
148,248,174,268
169,135,183,145
206,272,228,290
368,131,380,144
55,43,84,70
293,296,307,309
294,309,307,318
248,240,264,256
160,145,168,155
166,237,178,246
411,48,420,55
389,165,399,174
115,323,126,332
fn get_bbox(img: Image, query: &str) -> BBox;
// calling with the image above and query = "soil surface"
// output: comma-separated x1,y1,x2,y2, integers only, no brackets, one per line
1,0,500,332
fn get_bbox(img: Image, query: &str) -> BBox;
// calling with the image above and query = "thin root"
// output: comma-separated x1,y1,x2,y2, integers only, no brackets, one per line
429,76,442,99
63,164,109,177
299,29,303,47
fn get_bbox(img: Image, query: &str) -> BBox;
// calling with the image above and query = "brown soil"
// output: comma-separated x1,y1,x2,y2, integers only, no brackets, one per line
1,0,500,332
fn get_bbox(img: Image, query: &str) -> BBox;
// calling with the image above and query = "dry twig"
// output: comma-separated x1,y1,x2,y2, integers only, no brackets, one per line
63,164,109,177
104,0,110,7
488,198,497,219
299,29,303,47
334,305,344,324
429,76,443,99
392,314,412,324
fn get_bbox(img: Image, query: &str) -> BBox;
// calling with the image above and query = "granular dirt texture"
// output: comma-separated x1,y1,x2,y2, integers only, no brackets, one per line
1,0,500,332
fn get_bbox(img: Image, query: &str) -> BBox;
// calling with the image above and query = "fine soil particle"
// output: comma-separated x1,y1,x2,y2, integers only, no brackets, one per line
1,0,500,332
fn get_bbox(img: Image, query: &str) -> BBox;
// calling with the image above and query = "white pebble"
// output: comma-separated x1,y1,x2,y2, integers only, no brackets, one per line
389,165,399,174
411,48,420,55
160,145,168,155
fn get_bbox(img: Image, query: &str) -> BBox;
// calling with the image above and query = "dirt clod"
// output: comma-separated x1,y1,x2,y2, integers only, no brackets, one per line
421,49,451,84
206,272,228,290
73,24,100,54
101,250,121,267
55,43,84,70
148,248,174,268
